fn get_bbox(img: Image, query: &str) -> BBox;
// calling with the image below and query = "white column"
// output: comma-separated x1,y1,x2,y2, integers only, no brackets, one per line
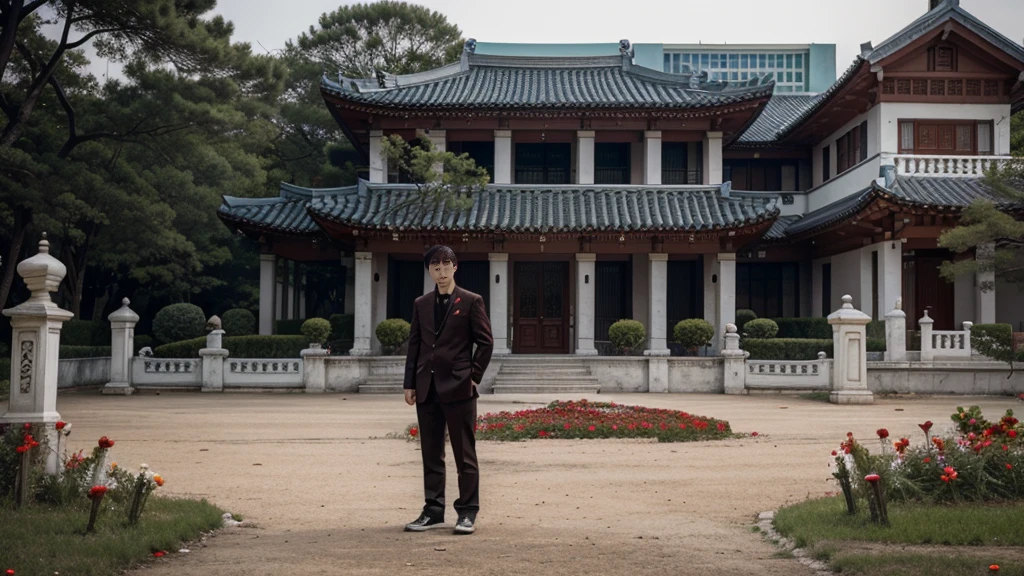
703,254,719,347
199,329,227,393
369,129,386,183
643,131,662,185
371,253,389,353
350,251,373,355
884,304,907,362
489,253,510,355
575,253,597,355
576,131,595,185
494,130,512,184
702,131,723,185
103,298,139,395
722,324,746,395
645,253,670,356
976,243,996,324
828,295,874,404
879,241,902,320
716,253,737,353
259,254,276,335
919,310,935,362
423,267,434,295
427,129,446,176
859,247,873,319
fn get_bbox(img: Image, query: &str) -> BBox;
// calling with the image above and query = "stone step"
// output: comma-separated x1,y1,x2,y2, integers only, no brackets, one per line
498,367,592,375
494,374,599,384
359,384,404,394
491,384,601,394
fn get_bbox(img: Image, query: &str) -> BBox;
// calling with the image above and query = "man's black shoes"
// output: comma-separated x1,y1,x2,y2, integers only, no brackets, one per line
453,516,475,535
404,513,445,532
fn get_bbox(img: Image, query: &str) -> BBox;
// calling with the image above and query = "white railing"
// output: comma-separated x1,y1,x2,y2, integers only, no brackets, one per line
143,359,199,373
132,357,202,387
228,359,301,374
920,319,972,362
886,154,1010,178
744,353,832,390
224,358,303,388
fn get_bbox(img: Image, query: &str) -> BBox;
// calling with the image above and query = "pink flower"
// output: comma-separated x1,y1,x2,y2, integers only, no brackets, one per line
864,474,880,482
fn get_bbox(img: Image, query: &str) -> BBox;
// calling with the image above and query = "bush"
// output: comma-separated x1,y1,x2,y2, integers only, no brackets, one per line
744,318,779,339
0,359,8,381
770,317,833,339
301,318,332,345
154,335,309,358
673,318,715,349
0,342,7,357
866,319,886,340
329,313,354,341
221,309,257,336
608,319,646,353
62,319,109,346
376,318,411,355
743,338,832,360
867,337,886,352
152,303,206,344
970,323,1023,368
275,319,305,335
735,309,757,332
59,346,112,359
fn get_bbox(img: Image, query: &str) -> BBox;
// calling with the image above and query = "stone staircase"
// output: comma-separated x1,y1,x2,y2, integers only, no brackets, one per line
357,358,405,394
491,357,601,394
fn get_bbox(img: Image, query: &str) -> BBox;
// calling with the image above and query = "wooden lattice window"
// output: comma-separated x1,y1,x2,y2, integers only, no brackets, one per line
948,79,963,96
931,46,957,71
882,78,895,94
913,80,928,95
897,79,912,95
966,80,981,96
955,125,972,152
983,80,999,97
929,80,945,96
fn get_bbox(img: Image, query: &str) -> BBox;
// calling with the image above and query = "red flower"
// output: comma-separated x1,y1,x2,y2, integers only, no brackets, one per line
990,565,999,572
563,423,571,430
831,450,838,456
88,485,107,500
1009,430,1018,439
6,569,14,575
1007,464,1013,471
716,422,726,432
153,551,166,558
751,432,759,437
15,446,27,454
611,425,618,431
923,457,931,463
918,421,933,433
97,436,114,449
55,421,66,430
941,475,950,483
864,473,880,482
587,425,596,432
876,428,889,439
409,427,418,437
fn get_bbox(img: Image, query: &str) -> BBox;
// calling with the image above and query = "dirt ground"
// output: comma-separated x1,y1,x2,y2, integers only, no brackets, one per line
49,390,1021,576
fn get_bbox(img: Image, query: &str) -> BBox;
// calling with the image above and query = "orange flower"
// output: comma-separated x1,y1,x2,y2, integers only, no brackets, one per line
153,475,165,487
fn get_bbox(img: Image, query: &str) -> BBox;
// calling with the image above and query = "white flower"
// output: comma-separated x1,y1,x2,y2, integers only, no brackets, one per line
140,463,149,471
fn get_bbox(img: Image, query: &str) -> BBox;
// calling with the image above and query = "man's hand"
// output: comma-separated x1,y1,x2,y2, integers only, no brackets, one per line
404,389,416,406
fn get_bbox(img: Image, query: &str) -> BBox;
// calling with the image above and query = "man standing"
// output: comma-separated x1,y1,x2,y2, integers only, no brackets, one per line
403,245,493,535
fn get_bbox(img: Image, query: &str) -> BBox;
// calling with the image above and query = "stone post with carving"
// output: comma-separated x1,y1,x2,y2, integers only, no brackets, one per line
919,310,934,363
103,298,140,395
721,323,747,395
199,316,227,392
884,299,907,362
1,234,75,474
827,295,873,405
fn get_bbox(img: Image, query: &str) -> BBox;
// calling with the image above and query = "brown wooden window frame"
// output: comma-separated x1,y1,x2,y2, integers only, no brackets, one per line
897,119,982,155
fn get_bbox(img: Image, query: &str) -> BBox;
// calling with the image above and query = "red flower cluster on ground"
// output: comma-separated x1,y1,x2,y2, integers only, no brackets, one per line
97,436,114,449
14,432,39,454
876,428,889,439
88,485,108,500
893,438,910,455
453,400,732,443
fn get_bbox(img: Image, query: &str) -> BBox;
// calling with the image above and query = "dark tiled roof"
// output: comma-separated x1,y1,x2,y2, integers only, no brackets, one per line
308,181,778,233
782,186,874,238
218,183,336,235
321,53,775,111
889,175,1016,206
773,57,867,140
762,214,802,240
736,94,821,144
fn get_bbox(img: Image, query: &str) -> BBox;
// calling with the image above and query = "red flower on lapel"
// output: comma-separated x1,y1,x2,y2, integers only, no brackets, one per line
455,297,462,304
454,309,461,315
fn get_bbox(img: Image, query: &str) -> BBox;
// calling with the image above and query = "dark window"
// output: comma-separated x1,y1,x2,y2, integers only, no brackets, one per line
455,261,489,313
594,143,631,184
821,263,832,316
595,262,631,341
822,145,830,183
667,260,701,332
662,142,701,184
387,259,423,323
859,121,869,162
515,143,571,184
735,263,799,319
726,160,791,191
448,141,495,183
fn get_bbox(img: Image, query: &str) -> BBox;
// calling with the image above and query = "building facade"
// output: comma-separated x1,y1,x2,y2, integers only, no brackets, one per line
219,0,1024,357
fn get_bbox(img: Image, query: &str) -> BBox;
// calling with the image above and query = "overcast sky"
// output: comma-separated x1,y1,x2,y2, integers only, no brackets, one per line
75,0,1024,85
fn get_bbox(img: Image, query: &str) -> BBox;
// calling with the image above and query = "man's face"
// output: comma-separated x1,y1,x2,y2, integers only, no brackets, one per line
429,258,456,289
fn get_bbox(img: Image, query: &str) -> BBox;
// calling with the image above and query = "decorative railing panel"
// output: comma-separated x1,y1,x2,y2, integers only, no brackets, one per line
887,154,1010,178
131,358,202,387
224,358,303,388
745,357,832,390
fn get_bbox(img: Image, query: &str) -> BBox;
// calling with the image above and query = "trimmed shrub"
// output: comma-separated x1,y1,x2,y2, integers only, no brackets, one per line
867,337,886,352
743,338,833,360
153,303,206,344
0,359,9,381
0,342,8,357
154,335,309,358
608,319,646,353
275,319,305,335
970,323,1023,367
329,313,355,341
301,318,332,345
735,309,757,332
222,308,257,336
62,319,109,346
673,318,715,349
59,346,112,359
376,318,411,355
866,319,886,340
770,317,832,339
744,318,779,339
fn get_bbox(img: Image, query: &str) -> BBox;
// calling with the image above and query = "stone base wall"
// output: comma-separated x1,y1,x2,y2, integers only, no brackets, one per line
58,357,111,389
867,361,1024,395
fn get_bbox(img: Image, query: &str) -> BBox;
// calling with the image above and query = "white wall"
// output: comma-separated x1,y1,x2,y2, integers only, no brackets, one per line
877,103,1012,156
954,273,975,326
996,278,1024,331
812,105,882,187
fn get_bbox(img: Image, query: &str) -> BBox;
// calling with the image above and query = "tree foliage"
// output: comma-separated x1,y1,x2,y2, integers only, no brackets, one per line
380,134,489,212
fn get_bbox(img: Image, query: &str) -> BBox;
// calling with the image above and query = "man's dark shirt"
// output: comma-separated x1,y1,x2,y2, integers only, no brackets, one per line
434,292,451,334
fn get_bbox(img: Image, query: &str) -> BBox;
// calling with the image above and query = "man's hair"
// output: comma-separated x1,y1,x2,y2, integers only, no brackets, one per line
424,245,458,269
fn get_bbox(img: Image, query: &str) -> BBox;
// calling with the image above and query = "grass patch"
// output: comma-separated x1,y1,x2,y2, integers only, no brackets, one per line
798,391,830,402
828,553,1024,576
0,496,224,575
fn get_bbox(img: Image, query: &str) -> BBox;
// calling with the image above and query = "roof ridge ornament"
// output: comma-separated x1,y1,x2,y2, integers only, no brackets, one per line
619,39,633,71
461,38,476,71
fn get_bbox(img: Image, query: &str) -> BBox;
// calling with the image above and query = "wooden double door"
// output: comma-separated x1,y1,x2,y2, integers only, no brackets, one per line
513,262,569,354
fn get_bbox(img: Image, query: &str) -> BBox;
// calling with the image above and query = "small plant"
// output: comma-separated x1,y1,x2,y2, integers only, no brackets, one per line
376,318,411,355
735,309,757,332
744,318,779,339
608,319,646,354
221,309,257,336
152,303,206,344
673,318,715,350
300,318,332,346
970,323,1022,375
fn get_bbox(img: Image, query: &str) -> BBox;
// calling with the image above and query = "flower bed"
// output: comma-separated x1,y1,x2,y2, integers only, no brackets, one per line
406,400,734,442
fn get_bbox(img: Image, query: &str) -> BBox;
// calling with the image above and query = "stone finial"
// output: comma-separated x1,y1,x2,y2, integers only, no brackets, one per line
725,323,737,334
828,294,871,325
108,297,140,324
16,232,67,302
962,321,973,330
206,315,222,332
817,351,827,360
919,309,934,325
841,295,853,308
894,297,902,311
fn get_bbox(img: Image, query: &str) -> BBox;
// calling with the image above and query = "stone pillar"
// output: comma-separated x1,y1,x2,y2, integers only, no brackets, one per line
645,253,670,356
371,253,389,353
643,131,662,185
716,253,737,353
919,310,934,362
879,241,902,322
648,357,669,393
884,302,907,362
827,295,873,404
258,254,276,335
575,253,597,355
350,251,373,355
103,298,139,395
423,267,434,295
2,235,75,475
369,130,386,183
199,328,228,393
702,131,723,185
301,346,329,393
576,131,595,185
976,243,996,324
963,321,973,356
721,323,747,395
489,253,510,355
494,130,512,184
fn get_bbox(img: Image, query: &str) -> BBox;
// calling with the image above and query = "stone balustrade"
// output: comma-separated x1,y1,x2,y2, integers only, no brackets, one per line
745,354,832,391
885,153,1010,178
920,316,972,362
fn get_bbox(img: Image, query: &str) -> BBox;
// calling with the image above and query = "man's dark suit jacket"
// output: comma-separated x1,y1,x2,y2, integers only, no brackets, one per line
403,285,493,403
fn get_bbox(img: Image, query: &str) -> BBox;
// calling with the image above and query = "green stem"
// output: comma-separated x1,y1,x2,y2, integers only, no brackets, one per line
86,495,103,533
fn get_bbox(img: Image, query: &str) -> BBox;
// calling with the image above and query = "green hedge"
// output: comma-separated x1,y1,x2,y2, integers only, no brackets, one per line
154,335,309,359
60,346,112,359
222,308,257,336
133,335,154,354
744,337,885,360
329,314,354,341
0,359,9,381
769,317,832,339
866,319,886,340
62,319,109,346
275,319,305,335
744,318,779,339
0,342,8,357
735,309,757,332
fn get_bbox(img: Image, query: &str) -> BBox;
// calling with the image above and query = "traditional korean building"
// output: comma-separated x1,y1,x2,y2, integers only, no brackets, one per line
219,0,1024,358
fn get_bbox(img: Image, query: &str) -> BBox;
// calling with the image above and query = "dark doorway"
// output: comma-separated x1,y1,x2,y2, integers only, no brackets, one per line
667,260,702,332
388,259,423,323
513,262,569,353
912,251,955,330
595,261,631,342
455,260,489,313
